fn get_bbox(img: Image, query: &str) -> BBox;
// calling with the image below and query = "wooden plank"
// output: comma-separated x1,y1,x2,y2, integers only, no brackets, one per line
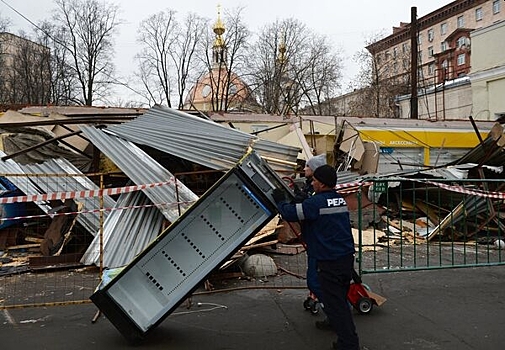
367,290,387,306
24,236,44,243
6,243,40,250
241,240,278,251
28,252,83,268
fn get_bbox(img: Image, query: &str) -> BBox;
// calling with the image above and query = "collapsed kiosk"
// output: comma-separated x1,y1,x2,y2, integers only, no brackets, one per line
90,150,291,342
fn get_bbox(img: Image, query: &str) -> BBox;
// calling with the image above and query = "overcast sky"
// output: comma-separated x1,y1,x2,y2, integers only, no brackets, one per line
1,0,451,103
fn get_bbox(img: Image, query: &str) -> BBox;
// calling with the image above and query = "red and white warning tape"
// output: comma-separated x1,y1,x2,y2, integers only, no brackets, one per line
334,178,505,200
1,176,503,223
0,178,177,204
421,179,505,200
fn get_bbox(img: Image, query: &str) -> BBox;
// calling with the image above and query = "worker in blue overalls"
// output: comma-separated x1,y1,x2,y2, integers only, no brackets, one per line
273,165,360,350
298,155,327,317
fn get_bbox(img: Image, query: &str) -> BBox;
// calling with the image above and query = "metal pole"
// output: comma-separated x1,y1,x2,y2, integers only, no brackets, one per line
410,7,418,119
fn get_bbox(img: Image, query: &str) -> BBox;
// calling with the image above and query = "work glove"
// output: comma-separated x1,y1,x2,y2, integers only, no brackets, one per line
293,183,302,195
290,183,306,203
272,188,286,203
293,191,308,203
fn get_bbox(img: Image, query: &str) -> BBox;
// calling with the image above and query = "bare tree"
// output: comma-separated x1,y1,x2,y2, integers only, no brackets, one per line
0,30,52,105
52,0,121,106
35,21,80,105
172,13,208,109
136,9,177,107
248,18,343,115
296,35,343,115
11,31,52,104
351,33,410,117
135,10,207,108
0,14,10,31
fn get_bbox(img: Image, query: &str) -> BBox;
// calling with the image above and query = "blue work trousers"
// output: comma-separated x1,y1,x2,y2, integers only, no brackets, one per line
307,255,323,303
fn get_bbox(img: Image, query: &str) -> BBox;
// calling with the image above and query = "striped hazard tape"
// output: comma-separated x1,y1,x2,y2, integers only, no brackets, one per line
335,178,505,200
422,179,505,200
0,178,177,204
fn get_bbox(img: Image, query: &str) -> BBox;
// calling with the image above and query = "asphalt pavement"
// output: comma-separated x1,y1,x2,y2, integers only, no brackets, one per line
1,265,505,350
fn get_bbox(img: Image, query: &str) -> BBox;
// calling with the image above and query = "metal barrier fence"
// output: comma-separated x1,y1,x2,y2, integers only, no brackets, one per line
4,171,503,310
356,177,505,275
0,172,104,309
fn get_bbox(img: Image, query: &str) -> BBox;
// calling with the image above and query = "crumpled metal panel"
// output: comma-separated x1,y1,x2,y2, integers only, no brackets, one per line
79,127,199,268
81,190,165,268
106,105,300,171
80,126,199,222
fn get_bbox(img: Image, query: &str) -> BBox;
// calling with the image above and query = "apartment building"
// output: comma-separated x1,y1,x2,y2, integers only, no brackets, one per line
368,0,505,86
0,32,51,105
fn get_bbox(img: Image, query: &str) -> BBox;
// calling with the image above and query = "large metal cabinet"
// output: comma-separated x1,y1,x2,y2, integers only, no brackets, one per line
90,151,289,342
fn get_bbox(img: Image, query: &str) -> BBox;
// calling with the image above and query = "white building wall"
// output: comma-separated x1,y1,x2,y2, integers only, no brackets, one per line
470,20,505,120
398,80,473,120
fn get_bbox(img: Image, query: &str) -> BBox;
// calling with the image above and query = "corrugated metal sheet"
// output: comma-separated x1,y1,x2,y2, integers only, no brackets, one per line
0,153,116,236
81,190,164,268
19,158,116,236
106,105,300,171
80,126,198,223
0,151,52,214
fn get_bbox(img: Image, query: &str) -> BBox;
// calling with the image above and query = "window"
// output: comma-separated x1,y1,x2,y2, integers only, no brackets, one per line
393,47,398,58
428,46,434,57
493,0,501,14
402,58,409,70
201,85,211,98
402,43,408,53
457,54,466,66
427,28,434,42
441,22,448,35
418,51,423,63
442,60,448,69
441,41,447,51
457,15,465,28
475,7,483,21
457,36,466,48
417,33,422,45
428,63,435,75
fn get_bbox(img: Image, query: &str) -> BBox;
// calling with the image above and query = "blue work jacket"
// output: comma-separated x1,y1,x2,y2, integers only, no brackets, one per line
276,189,355,261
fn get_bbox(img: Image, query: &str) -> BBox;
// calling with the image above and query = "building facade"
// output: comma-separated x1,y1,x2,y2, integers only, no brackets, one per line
0,32,51,105
469,19,505,120
368,0,504,86
364,0,505,120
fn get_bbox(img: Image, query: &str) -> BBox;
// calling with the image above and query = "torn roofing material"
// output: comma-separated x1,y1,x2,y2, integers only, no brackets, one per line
105,105,301,171
80,126,198,223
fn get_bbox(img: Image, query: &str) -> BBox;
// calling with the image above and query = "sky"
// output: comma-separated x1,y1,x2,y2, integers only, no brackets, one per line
0,0,452,104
